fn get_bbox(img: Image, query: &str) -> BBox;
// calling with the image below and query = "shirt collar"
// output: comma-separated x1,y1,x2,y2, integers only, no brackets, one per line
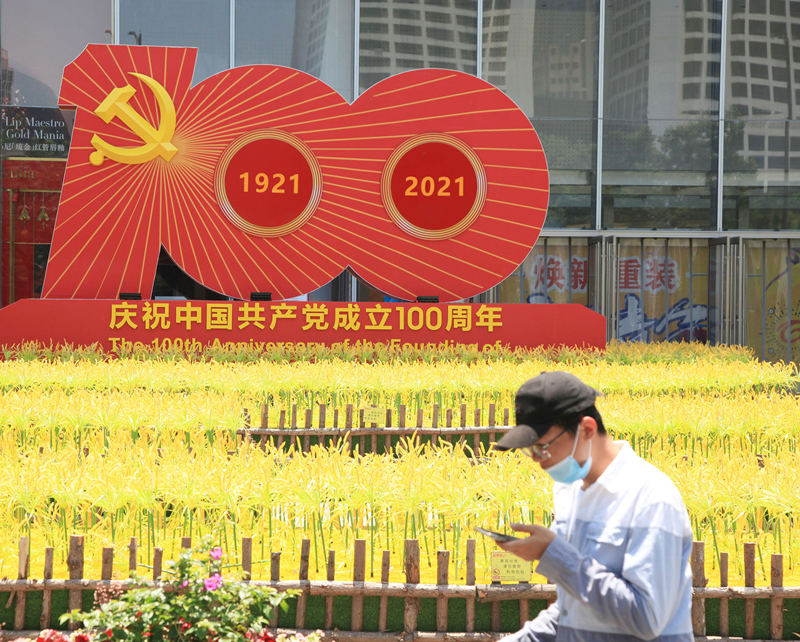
591,440,632,494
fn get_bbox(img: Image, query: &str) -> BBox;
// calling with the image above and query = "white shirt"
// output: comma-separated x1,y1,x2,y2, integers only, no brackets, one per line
500,441,694,642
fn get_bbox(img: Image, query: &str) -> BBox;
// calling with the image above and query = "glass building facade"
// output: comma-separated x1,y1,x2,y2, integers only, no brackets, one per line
1,0,799,361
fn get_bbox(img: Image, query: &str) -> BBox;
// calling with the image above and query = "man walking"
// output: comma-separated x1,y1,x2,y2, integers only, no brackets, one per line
493,371,694,642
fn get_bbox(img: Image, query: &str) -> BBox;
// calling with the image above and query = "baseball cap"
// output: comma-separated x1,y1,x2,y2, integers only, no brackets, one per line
494,371,601,451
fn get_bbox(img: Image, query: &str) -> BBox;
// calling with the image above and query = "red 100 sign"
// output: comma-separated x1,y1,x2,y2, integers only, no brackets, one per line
43,46,548,302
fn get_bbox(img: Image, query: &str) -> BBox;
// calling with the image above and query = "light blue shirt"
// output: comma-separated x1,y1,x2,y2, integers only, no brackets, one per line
500,442,694,642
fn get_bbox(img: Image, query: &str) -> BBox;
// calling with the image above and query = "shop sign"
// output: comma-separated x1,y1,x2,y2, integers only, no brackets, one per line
1,106,71,159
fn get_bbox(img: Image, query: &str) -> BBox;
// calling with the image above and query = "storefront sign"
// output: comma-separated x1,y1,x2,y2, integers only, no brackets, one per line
1,106,71,158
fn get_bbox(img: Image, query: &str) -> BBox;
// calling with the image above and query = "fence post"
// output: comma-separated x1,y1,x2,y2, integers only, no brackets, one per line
432,404,440,447
719,551,729,637
518,579,530,627
101,547,114,581
404,539,420,636
771,554,784,640
352,539,366,631
261,402,269,429
277,409,286,450
296,539,310,629
304,407,313,452
39,546,54,629
436,550,450,632
345,404,353,454
744,542,755,638
153,547,163,580
14,536,29,630
319,403,327,449
488,403,496,444
691,541,706,636
67,535,85,630
270,552,281,628
473,407,481,453
242,537,252,580
324,550,335,629
378,551,391,631
290,404,298,451
128,537,137,577
40,547,54,630
385,409,393,453
466,539,476,632
490,579,501,632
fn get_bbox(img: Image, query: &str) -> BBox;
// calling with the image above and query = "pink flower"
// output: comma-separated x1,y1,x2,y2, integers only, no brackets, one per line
204,573,223,591
209,547,223,561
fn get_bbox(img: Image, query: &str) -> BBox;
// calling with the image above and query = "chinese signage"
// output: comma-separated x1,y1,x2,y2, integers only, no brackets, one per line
510,240,707,343
0,300,606,352
490,551,532,583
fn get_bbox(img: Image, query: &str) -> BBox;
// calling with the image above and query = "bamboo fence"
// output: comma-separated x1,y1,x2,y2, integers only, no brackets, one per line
0,536,795,641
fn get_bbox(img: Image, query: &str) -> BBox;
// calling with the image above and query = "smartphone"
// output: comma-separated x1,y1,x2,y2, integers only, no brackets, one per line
474,527,519,543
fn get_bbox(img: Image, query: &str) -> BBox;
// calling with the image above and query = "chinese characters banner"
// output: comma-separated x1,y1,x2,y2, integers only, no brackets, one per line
0,300,606,352
616,240,708,343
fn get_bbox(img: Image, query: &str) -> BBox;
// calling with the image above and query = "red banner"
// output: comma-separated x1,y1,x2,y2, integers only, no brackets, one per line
0,300,605,352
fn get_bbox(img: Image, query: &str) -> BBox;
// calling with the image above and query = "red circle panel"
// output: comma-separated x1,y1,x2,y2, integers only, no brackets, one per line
381,134,486,240
215,130,321,237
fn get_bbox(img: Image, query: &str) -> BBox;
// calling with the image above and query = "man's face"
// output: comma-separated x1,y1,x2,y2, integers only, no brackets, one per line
523,423,584,469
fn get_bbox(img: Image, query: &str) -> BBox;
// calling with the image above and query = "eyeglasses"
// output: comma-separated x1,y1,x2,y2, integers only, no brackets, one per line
523,429,568,460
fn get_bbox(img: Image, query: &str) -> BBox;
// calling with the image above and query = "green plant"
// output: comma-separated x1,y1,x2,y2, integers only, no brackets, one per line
62,538,298,641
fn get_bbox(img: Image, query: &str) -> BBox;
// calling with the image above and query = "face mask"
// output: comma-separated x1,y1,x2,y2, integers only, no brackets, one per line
544,430,592,484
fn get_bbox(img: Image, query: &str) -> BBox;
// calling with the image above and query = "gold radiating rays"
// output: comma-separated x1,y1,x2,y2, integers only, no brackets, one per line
47,48,547,300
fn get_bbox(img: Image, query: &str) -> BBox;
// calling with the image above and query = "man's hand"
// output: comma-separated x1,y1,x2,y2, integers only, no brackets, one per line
497,523,555,562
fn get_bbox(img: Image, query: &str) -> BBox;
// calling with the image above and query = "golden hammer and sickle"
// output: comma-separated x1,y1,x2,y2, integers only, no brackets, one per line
89,72,177,166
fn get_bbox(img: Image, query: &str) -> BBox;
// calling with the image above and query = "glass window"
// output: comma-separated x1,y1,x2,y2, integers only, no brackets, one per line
482,0,598,230
120,0,229,83
603,0,721,229
723,121,800,229
1,0,111,106
235,0,354,101
1,0,110,308
359,0,477,93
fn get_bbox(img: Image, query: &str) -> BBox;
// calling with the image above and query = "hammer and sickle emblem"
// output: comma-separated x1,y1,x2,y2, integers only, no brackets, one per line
89,72,177,166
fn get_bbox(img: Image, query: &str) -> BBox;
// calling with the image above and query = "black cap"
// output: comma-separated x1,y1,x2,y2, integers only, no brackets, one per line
494,371,601,451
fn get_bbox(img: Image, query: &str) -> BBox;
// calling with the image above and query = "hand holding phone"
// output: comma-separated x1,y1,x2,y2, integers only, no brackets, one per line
474,526,519,543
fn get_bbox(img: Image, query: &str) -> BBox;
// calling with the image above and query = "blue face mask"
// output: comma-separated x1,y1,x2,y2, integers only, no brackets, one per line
544,431,592,484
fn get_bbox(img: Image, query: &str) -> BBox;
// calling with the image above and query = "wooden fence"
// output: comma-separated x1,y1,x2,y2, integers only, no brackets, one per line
237,402,514,453
1,536,797,641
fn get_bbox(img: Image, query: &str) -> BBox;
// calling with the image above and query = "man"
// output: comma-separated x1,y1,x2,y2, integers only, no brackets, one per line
493,371,694,642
